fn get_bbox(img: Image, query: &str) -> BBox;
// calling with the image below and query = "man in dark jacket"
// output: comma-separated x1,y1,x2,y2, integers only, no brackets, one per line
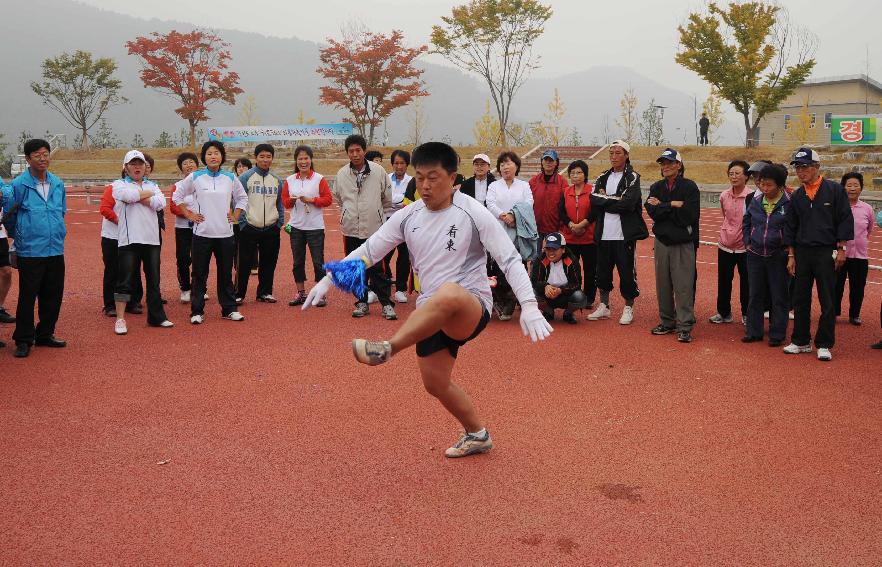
587,140,648,325
459,153,495,206
699,113,710,146
783,147,854,361
528,149,566,238
645,148,701,343
530,232,586,324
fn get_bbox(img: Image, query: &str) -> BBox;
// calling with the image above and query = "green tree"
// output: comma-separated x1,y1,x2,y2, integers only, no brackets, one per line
432,0,552,145
30,50,126,151
154,131,175,148
132,133,145,147
94,119,121,149
676,2,816,147
239,95,259,126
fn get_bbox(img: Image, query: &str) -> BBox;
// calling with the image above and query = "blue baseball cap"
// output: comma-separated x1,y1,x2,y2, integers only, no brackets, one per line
544,232,566,249
541,149,560,162
790,147,820,165
656,148,682,163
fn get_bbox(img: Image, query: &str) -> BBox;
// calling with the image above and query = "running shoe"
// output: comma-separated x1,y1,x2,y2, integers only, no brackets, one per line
445,430,493,458
351,339,392,366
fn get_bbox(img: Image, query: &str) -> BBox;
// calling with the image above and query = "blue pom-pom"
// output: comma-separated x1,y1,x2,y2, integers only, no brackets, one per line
323,259,367,298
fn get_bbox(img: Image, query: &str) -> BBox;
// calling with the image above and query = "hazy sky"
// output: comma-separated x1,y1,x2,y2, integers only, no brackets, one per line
76,0,880,99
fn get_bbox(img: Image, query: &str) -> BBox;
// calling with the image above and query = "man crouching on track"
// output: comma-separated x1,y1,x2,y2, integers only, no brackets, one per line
303,142,553,458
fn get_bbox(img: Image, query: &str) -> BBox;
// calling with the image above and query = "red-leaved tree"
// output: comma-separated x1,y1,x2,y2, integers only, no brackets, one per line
126,30,243,147
318,26,428,144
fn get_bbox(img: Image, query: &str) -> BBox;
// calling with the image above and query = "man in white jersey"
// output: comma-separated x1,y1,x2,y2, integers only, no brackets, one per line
303,142,553,458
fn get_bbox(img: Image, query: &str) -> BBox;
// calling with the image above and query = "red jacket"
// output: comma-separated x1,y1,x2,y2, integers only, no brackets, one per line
167,183,188,219
560,184,595,245
528,172,566,234
99,185,117,223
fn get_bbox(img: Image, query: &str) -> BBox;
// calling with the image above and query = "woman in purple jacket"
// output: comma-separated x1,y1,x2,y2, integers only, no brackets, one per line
741,164,791,346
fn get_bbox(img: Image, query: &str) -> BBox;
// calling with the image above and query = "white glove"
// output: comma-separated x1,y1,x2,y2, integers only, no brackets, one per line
520,302,553,342
302,276,333,310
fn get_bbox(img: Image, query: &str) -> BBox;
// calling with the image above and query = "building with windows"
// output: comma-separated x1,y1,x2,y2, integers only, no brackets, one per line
755,74,882,146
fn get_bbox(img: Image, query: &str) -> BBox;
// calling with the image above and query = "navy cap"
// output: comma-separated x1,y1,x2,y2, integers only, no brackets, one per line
544,232,566,249
656,148,682,163
541,149,560,162
790,147,820,165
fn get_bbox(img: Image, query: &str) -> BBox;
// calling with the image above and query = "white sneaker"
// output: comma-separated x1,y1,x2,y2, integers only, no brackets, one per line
783,343,812,354
708,313,733,324
587,304,611,321
763,311,770,319
817,348,832,361
114,319,127,335
157,320,174,328
394,290,408,303
223,311,245,321
204,293,209,300
367,291,378,304
180,290,191,303
789,310,795,320
619,305,634,325
190,314,204,325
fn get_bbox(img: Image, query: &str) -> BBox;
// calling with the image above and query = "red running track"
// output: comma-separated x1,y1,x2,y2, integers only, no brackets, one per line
2,197,881,565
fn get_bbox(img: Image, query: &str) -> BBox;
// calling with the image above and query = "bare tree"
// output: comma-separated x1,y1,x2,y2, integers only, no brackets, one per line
432,0,552,145
616,87,639,143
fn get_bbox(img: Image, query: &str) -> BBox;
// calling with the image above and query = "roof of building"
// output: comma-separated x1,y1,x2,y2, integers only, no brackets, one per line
801,74,882,93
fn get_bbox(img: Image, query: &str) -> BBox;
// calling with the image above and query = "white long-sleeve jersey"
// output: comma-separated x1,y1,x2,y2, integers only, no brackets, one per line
112,178,165,247
344,191,536,313
172,169,248,238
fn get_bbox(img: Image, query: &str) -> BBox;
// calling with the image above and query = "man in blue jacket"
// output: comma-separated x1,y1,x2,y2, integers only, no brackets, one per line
2,139,67,358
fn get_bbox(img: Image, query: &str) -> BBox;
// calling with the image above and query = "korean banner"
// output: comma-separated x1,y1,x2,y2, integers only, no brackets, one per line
831,115,881,145
206,123,354,143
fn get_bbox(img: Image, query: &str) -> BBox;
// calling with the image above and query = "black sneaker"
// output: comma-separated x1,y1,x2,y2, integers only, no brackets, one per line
542,310,554,322
103,306,117,318
289,291,307,306
651,324,675,335
871,339,882,350
677,331,692,343
0,308,15,324
125,304,143,315
562,312,577,325
768,338,784,347
741,335,762,343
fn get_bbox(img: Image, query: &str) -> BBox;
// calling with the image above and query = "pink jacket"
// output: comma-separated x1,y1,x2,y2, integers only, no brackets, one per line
718,187,748,252
846,200,874,259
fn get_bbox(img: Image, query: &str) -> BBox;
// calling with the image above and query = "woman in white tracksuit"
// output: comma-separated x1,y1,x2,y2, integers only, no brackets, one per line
172,141,248,324
112,150,172,335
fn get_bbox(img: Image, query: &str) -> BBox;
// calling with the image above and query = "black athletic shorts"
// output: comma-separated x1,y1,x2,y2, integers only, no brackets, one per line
416,307,490,359
0,238,9,268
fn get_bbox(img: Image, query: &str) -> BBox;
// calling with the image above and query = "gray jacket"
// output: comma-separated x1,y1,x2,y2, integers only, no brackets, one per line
506,201,539,261
333,161,393,239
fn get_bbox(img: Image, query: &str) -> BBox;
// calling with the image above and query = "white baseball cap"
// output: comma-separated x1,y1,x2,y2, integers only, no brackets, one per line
609,140,631,153
123,150,146,165
472,153,491,164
